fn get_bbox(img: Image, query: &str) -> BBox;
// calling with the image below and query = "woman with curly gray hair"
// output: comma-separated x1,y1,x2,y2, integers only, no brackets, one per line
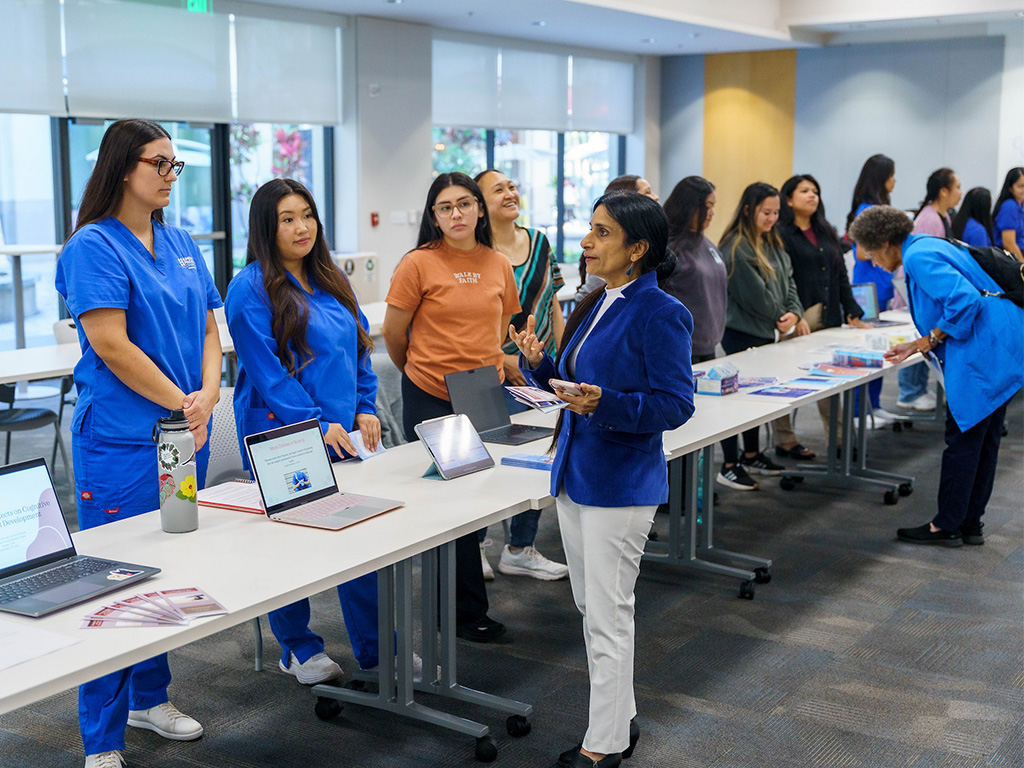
849,206,1023,547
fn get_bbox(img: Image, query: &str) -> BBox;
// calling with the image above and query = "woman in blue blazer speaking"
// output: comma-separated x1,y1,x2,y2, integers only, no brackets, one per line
511,192,695,768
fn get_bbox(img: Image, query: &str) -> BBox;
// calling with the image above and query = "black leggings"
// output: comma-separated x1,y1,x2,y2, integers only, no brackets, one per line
720,328,774,464
401,374,490,627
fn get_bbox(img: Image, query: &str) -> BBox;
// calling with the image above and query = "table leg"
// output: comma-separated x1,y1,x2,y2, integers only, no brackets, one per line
11,254,25,350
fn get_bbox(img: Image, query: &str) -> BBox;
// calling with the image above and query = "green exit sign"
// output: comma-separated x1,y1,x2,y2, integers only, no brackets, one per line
185,0,209,12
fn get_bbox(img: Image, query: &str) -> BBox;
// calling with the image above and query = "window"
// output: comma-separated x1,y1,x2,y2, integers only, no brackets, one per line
0,114,57,350
431,126,623,264
67,120,218,280
431,127,487,177
229,123,328,270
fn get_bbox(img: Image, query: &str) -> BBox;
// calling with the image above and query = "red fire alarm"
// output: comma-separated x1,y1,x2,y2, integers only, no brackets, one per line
371,212,380,227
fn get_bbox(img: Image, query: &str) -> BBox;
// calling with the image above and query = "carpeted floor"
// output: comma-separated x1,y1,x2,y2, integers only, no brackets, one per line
1,382,1021,768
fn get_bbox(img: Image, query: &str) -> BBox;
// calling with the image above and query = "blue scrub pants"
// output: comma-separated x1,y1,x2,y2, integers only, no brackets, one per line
932,402,1007,533
268,572,380,670
853,379,883,415
73,429,209,754
897,362,930,404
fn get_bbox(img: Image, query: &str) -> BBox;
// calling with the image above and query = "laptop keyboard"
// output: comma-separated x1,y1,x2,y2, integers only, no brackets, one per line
279,493,375,522
0,557,114,604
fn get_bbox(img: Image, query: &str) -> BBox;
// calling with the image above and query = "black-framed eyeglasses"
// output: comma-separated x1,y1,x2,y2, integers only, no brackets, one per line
138,157,185,177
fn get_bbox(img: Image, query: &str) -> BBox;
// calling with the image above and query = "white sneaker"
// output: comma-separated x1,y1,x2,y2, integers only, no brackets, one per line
364,652,439,684
497,545,569,581
126,701,203,741
896,392,936,411
479,540,495,581
872,407,900,422
278,651,343,685
85,751,125,768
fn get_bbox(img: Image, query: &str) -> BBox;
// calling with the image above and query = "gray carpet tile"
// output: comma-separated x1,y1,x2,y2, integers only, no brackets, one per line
1,382,1021,767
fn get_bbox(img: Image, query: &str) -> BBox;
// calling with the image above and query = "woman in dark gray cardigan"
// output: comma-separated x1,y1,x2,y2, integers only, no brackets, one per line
717,182,811,492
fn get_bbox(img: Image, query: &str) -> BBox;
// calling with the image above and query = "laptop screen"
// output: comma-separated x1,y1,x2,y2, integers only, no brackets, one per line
0,459,75,578
445,366,510,433
851,283,880,320
245,420,338,512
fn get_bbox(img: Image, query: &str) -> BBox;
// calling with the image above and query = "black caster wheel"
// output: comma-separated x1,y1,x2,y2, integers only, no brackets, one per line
475,735,498,762
898,482,913,497
738,580,755,600
753,567,771,584
892,421,903,433
344,679,369,692
780,476,797,491
884,489,899,505
314,697,342,721
506,714,532,737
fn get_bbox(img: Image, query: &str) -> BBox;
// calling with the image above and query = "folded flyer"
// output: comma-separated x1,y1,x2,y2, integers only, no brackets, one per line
505,385,568,414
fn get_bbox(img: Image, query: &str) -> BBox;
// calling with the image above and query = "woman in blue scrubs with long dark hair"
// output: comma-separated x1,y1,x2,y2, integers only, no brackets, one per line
56,119,222,768
225,178,383,685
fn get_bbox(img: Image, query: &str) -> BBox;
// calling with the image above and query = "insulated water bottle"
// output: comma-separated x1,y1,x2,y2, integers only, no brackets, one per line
153,410,199,533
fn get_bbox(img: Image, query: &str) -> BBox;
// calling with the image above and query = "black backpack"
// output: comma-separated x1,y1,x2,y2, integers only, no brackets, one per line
938,237,1024,308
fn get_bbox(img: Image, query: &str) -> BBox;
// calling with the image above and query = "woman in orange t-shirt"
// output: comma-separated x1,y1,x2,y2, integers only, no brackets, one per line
382,172,520,643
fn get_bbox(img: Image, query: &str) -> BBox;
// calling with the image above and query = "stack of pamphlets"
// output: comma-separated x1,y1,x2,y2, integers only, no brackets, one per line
197,480,263,513
81,587,227,629
500,453,555,470
505,386,568,414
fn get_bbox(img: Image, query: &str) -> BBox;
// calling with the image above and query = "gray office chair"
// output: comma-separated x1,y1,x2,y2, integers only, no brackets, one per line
0,383,71,480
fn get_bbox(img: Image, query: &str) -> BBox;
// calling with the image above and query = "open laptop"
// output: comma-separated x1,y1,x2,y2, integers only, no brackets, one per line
851,283,904,327
445,366,554,445
244,419,404,530
0,458,161,618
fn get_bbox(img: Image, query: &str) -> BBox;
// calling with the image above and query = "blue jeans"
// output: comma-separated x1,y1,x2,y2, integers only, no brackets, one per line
897,362,929,403
477,508,542,549
268,571,380,670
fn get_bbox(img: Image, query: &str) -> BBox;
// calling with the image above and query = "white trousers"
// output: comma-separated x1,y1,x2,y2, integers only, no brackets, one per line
556,492,657,754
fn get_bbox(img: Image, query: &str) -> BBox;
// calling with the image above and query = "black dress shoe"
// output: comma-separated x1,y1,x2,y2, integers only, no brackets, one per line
560,721,638,766
622,720,640,759
565,751,622,768
960,521,984,545
456,616,506,642
897,523,962,547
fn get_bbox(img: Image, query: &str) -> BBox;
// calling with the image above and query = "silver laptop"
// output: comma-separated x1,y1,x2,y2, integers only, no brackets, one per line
445,366,554,445
0,458,161,618
851,283,904,327
243,419,404,530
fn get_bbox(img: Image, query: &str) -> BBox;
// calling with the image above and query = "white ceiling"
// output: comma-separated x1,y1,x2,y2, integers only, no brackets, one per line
235,0,1024,55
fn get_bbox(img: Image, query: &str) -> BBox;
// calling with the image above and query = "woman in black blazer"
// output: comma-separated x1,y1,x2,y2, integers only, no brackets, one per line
778,174,869,448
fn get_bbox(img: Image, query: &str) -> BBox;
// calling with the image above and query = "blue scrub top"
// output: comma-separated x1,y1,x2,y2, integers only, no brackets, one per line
850,202,895,307
993,198,1024,251
225,262,377,462
960,218,992,248
55,217,222,445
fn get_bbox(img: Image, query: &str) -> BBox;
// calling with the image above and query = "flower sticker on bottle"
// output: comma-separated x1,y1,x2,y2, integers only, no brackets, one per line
175,475,198,503
159,473,175,505
158,442,181,471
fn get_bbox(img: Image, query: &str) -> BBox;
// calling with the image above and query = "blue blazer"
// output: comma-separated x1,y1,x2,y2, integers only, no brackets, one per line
524,271,695,507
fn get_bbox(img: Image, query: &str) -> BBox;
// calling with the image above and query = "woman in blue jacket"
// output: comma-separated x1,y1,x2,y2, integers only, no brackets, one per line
850,206,1023,547
225,179,382,685
55,119,220,768
511,192,694,768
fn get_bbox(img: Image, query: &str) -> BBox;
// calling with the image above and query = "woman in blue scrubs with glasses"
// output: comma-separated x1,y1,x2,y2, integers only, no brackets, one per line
55,119,223,768
225,179,385,686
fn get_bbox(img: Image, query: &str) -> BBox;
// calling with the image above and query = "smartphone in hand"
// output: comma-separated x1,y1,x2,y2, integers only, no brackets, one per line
549,378,583,396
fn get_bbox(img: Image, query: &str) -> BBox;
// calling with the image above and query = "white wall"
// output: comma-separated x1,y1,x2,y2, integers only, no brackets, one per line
658,55,705,196
347,17,434,301
992,21,1024,173
793,36,1005,229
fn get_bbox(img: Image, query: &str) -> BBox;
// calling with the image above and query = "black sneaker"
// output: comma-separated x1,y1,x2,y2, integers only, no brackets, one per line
960,522,984,545
715,463,758,491
739,451,785,476
896,523,962,547
456,616,506,643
